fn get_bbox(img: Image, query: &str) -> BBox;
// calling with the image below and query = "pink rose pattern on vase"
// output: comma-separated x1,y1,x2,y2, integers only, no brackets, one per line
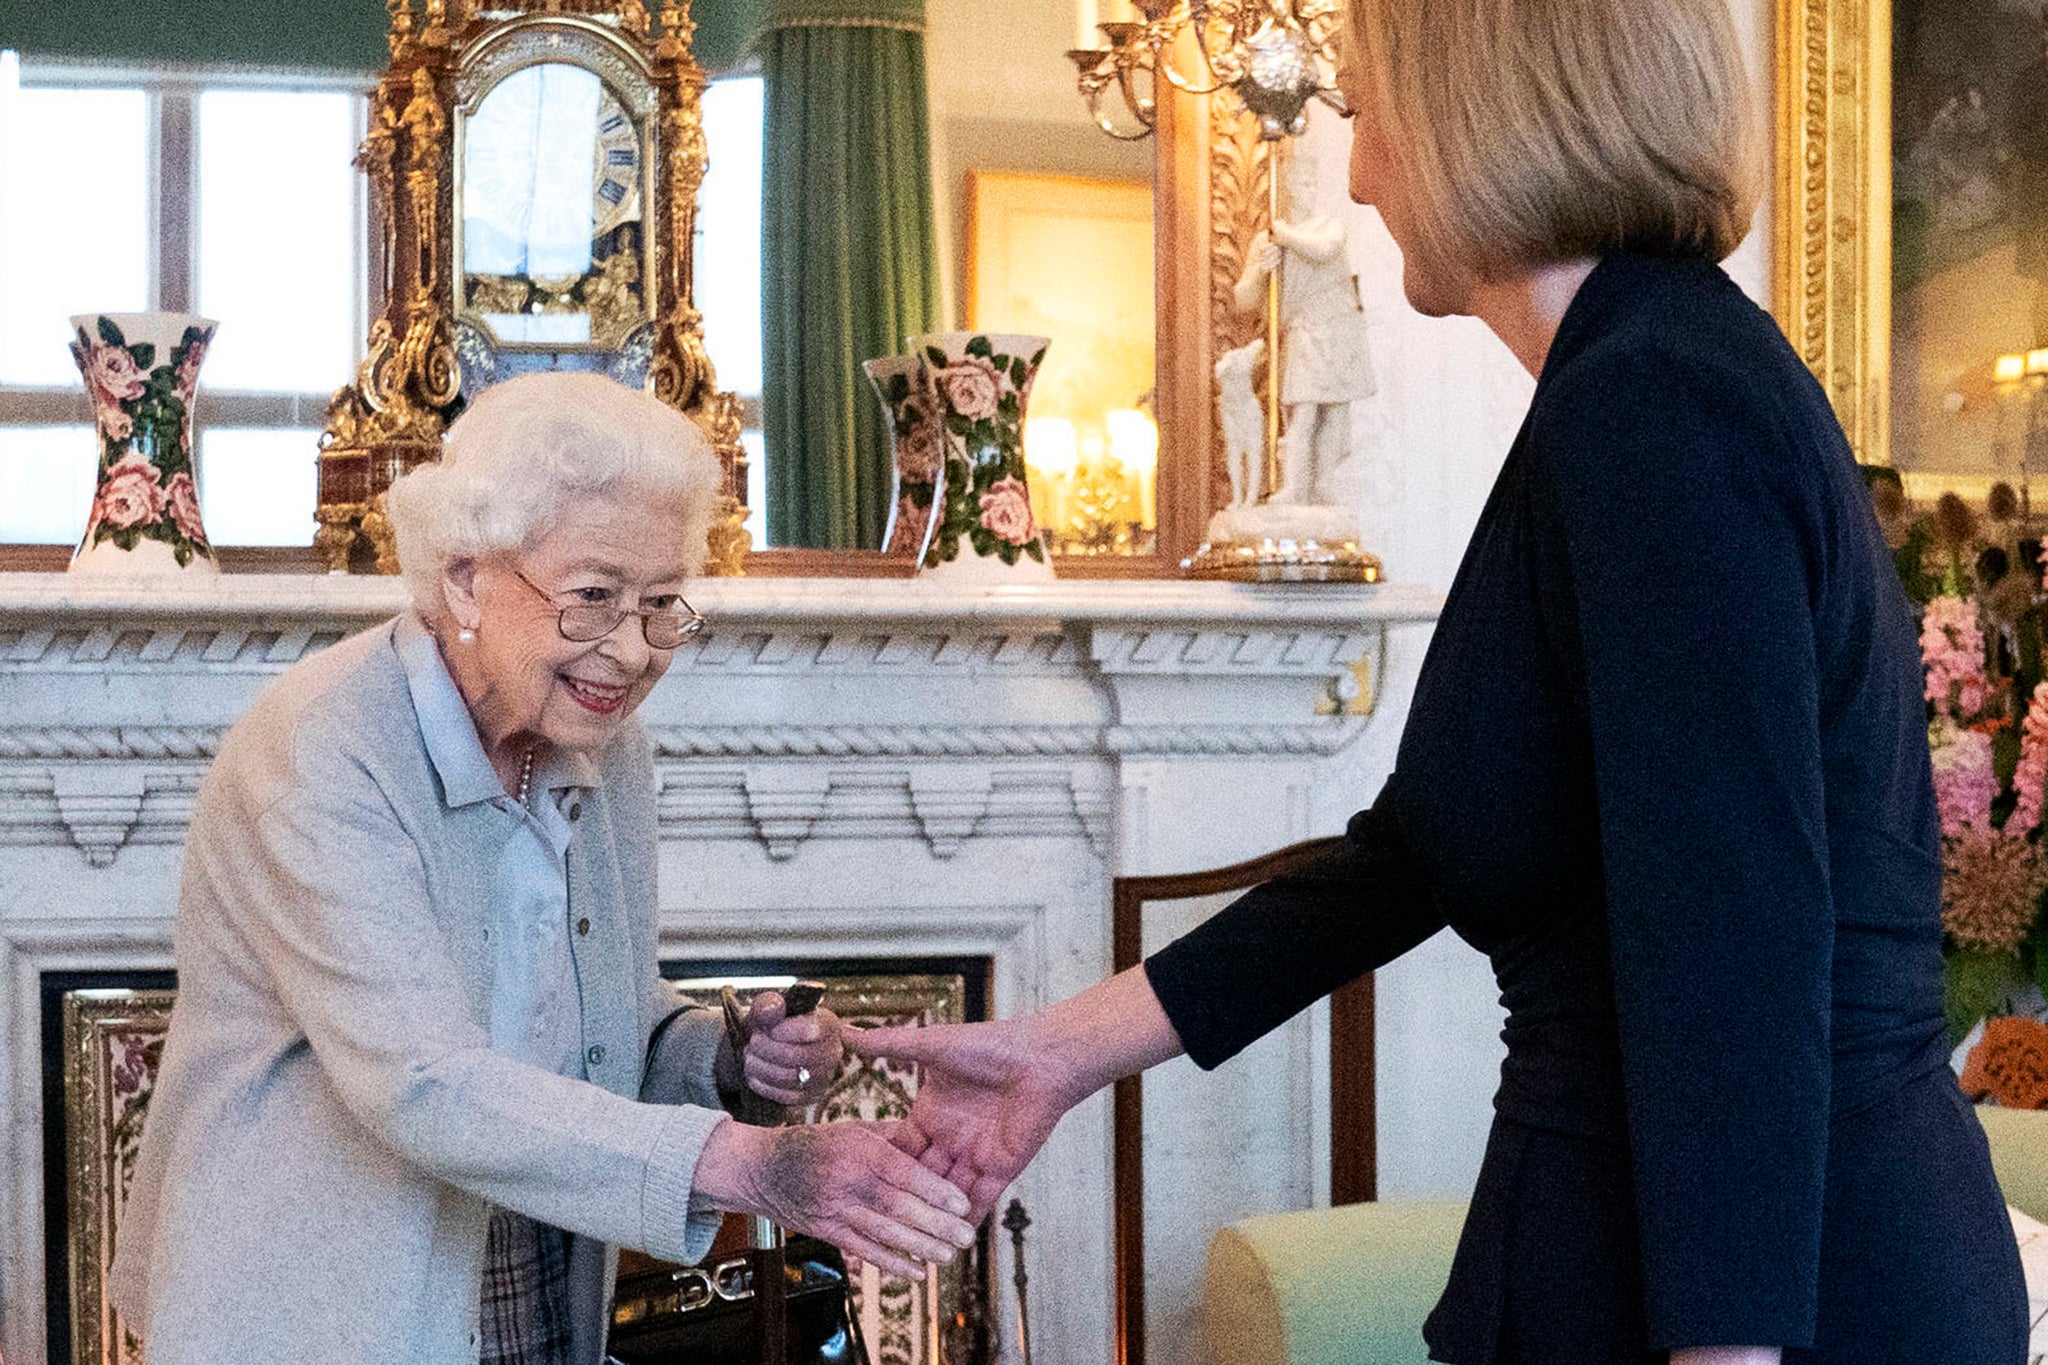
912,332,1051,570
934,355,1003,422
864,355,943,558
978,475,1037,546
69,313,217,569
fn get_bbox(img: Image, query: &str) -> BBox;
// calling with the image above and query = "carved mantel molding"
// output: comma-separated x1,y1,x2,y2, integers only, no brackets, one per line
0,574,1439,867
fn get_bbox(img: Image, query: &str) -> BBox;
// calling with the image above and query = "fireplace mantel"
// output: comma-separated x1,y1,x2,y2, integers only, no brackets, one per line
0,572,1440,1365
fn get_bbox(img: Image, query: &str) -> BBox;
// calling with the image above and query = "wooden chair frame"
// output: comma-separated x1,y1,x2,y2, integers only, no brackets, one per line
1110,835,1376,1365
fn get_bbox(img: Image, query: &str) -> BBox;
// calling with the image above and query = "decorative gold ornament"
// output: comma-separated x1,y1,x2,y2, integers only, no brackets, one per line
320,0,753,575
1068,0,1346,141
1182,533,1380,583
1773,0,1889,465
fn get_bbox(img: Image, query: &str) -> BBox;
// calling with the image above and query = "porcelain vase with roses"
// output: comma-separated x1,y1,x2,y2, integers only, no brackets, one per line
909,332,1054,581
68,312,219,574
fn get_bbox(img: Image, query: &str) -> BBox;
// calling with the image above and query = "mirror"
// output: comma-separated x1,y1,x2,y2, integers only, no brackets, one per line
731,0,1160,559
458,61,652,352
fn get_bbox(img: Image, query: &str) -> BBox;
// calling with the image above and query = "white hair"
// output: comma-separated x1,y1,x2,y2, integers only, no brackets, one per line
387,371,723,618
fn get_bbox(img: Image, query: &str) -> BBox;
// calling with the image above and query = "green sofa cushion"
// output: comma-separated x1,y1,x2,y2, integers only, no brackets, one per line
1204,1200,1467,1365
1981,1106,2048,1224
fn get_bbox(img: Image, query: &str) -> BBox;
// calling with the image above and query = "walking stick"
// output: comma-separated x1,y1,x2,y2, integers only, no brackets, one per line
723,981,827,1365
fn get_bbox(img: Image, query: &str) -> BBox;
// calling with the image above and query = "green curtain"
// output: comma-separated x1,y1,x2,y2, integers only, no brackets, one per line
0,1,757,74
761,0,940,549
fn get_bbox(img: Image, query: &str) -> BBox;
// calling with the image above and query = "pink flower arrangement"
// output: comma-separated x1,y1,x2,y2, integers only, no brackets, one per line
1883,482,2048,1040
978,475,1038,546
935,356,1003,422
94,455,168,530
1922,594,1990,716
2014,681,2048,836
1931,723,1999,838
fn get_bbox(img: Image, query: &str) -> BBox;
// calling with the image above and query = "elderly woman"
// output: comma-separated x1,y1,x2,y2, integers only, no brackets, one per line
856,1,2031,1362
110,372,973,1364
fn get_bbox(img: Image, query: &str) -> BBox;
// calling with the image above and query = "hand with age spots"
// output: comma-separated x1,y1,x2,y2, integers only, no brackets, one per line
690,1116,976,1281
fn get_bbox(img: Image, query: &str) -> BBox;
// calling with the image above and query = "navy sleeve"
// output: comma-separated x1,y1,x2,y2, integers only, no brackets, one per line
1143,785,1447,1070
1528,344,1834,1350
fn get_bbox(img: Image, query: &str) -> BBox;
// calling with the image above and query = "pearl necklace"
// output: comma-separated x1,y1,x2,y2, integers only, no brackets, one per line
515,746,536,806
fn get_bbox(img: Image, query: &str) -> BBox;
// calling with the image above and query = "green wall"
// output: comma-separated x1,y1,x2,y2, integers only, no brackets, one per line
0,2,761,74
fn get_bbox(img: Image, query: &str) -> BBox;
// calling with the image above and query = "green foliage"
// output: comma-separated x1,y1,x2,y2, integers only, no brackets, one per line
1892,520,1940,607
1946,949,2027,1043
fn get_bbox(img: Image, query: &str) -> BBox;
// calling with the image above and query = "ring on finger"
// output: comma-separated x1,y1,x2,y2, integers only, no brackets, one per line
798,1066,812,1087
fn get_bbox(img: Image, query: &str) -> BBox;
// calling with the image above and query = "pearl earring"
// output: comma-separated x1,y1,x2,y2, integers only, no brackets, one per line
457,627,476,644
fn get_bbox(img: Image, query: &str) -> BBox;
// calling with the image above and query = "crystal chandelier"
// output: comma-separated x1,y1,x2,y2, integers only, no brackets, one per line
1068,0,1348,143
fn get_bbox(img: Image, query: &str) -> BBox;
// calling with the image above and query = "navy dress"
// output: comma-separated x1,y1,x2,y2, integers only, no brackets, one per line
1145,254,2030,1363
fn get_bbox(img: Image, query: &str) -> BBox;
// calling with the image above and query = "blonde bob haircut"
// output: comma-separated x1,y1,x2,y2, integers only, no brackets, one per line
1345,0,1762,280
386,370,722,619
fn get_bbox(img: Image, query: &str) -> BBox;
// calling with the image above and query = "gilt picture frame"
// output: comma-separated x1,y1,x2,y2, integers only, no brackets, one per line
59,987,177,1365
1782,0,2048,501
1774,0,1892,468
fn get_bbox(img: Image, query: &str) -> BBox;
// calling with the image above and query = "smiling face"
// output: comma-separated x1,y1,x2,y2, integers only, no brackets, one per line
443,490,692,763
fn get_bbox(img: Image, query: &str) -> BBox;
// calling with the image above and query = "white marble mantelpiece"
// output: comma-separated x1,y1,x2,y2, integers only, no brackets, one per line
0,571,1440,1365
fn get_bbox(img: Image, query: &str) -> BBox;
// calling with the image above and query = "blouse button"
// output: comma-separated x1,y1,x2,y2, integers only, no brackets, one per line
577,917,591,936
587,1043,606,1067
568,801,582,822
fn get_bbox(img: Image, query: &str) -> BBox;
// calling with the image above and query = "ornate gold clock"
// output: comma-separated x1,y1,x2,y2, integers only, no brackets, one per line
316,0,748,575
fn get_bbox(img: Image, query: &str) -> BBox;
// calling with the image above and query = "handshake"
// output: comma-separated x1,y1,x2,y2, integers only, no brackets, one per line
693,970,1168,1281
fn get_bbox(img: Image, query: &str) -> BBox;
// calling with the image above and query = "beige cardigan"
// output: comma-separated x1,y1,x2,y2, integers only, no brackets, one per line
110,618,730,1364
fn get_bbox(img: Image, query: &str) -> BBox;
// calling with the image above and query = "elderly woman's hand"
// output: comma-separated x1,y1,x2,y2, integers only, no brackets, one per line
737,990,843,1107
691,1117,975,1280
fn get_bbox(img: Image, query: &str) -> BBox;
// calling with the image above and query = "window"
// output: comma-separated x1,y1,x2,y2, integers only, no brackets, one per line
0,57,768,555
0,54,368,550
696,75,767,545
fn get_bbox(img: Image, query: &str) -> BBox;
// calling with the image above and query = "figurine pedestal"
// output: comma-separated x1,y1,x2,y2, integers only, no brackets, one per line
1184,503,1383,583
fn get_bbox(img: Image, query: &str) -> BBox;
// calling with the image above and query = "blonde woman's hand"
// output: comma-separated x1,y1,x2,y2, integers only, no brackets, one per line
845,1016,1086,1222
692,1117,975,1280
741,990,841,1106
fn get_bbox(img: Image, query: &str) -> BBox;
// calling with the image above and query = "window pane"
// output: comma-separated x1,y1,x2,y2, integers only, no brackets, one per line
197,90,357,393
0,425,96,543
0,85,149,386
698,77,762,399
199,427,317,546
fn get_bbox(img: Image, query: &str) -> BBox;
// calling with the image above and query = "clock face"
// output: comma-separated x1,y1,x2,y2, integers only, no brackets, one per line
461,62,645,283
593,96,642,243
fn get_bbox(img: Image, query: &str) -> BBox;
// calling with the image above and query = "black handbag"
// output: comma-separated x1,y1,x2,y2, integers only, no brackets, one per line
605,1235,869,1365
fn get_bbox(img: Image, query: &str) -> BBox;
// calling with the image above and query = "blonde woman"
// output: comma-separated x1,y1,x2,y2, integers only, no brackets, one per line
855,1,2029,1361
111,372,972,1364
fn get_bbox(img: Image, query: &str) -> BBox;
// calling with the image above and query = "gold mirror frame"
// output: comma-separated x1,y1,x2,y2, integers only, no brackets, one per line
1773,0,1892,466
316,0,747,576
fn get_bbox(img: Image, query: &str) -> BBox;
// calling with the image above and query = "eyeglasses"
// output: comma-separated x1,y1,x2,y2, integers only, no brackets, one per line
508,567,706,650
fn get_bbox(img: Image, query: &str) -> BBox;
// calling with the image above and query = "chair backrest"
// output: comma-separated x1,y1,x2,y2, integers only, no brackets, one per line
1111,837,1375,1365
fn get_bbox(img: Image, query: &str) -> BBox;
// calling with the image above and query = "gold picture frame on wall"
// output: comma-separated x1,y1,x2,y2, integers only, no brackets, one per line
1774,0,1892,468
1786,0,2048,501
